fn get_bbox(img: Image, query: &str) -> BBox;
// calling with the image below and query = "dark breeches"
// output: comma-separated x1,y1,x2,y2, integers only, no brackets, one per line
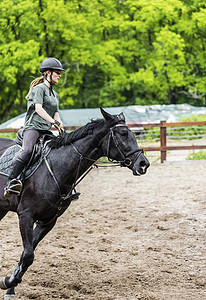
19,129,41,162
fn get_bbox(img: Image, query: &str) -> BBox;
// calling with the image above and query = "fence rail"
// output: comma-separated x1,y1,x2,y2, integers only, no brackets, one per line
129,121,206,162
1,121,206,163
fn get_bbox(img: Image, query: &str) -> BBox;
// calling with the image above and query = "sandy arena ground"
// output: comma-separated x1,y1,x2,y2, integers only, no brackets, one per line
0,161,206,300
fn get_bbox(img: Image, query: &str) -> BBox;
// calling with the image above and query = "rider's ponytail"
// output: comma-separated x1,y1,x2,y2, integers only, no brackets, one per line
25,76,44,100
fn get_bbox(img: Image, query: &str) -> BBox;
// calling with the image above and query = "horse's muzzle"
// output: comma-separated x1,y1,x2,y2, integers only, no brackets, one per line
132,157,150,176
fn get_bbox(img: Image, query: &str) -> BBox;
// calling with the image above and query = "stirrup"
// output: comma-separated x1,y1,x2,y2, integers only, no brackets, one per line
71,192,81,201
4,179,22,198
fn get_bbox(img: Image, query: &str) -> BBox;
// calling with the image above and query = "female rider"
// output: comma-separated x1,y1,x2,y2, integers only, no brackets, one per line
4,57,65,198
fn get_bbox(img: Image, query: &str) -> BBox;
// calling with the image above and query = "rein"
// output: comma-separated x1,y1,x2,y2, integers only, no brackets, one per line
70,143,98,189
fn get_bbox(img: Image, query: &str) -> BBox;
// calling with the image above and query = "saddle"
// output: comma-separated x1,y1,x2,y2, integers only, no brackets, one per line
0,129,53,180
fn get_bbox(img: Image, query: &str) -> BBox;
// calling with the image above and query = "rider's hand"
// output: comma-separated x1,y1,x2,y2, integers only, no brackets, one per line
53,120,65,134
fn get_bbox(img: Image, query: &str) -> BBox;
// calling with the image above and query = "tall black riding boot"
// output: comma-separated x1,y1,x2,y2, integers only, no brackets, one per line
4,158,27,198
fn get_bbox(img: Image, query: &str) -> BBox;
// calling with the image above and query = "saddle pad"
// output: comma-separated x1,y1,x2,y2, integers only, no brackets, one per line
0,145,21,177
0,144,47,180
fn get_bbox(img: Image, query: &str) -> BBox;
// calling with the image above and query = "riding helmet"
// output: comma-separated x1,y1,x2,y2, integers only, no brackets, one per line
40,57,65,73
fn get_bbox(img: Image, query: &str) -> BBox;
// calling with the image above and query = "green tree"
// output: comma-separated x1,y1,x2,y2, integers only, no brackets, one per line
0,0,206,123
0,0,43,120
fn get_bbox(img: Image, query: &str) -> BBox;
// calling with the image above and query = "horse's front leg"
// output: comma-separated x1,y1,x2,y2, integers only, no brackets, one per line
0,210,34,290
2,219,57,299
33,218,57,250
4,287,15,299
0,208,8,221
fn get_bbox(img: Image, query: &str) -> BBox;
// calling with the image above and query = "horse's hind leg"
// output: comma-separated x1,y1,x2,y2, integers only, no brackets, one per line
0,210,34,290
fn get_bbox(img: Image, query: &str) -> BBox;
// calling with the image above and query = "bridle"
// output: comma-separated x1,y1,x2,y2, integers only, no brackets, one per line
106,123,144,167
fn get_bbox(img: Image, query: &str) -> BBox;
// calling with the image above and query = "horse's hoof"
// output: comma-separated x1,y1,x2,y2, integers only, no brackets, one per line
4,295,16,300
0,277,8,290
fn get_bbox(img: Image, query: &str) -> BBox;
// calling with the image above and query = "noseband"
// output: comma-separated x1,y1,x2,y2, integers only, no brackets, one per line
106,124,144,167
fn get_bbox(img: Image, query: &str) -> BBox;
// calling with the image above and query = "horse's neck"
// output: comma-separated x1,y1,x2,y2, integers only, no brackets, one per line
71,123,110,162
52,134,104,187
70,137,103,168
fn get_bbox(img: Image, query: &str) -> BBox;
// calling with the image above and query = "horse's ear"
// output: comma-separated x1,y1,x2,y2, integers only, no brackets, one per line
100,107,113,121
118,112,125,122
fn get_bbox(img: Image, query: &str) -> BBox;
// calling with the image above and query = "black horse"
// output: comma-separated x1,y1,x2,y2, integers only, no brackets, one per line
0,108,149,299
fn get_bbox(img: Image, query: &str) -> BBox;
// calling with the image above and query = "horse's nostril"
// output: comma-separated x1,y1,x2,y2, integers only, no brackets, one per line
140,160,150,169
140,161,146,167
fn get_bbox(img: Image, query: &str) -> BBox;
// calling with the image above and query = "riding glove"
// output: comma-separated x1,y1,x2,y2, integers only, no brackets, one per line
53,120,65,134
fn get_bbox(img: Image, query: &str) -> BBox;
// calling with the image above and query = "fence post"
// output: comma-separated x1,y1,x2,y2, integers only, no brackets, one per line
160,121,166,163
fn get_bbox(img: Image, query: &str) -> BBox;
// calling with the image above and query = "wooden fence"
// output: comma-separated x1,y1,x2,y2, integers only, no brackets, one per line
1,121,206,163
129,121,206,163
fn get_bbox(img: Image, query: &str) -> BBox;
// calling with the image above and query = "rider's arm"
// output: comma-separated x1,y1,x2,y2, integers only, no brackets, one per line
35,103,55,124
53,112,62,124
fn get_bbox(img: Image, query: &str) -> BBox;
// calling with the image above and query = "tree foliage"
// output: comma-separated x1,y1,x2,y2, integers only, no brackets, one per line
0,0,206,122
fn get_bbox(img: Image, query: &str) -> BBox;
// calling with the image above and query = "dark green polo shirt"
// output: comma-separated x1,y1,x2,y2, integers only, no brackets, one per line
24,83,59,132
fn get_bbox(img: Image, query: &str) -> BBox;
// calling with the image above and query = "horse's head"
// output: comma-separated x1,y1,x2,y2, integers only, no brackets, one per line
100,108,150,176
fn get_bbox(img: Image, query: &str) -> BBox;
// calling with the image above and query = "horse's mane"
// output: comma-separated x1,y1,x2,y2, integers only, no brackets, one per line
49,118,105,149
